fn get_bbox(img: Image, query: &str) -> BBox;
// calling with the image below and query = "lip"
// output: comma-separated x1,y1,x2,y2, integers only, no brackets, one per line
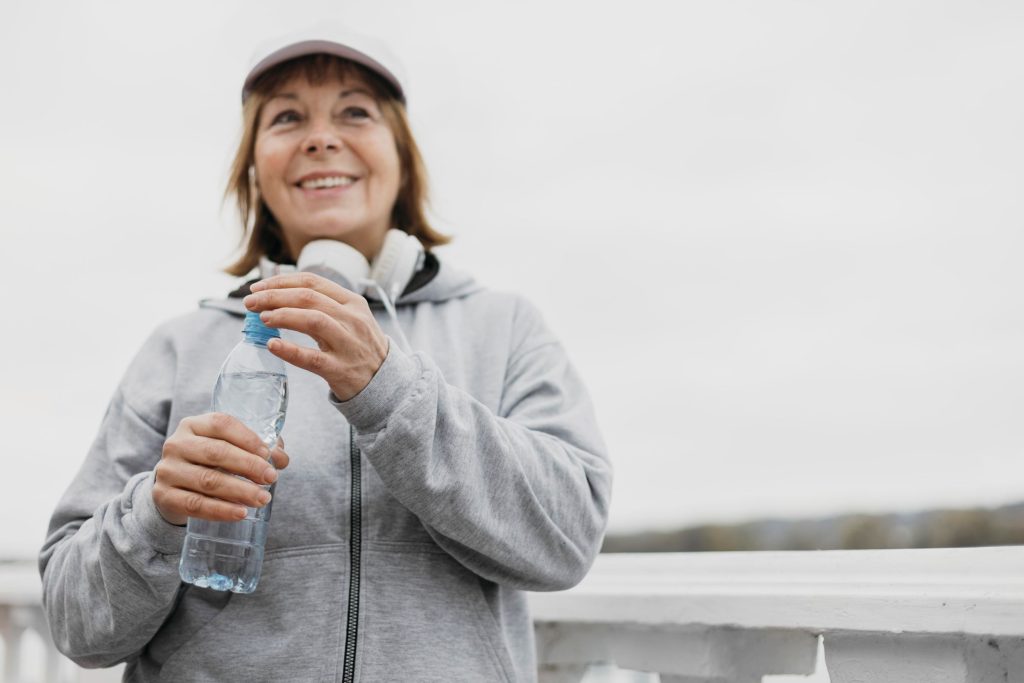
294,170,361,185
293,170,361,197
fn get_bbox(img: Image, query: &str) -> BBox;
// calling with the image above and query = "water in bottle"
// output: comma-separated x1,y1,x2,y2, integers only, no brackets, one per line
179,311,288,593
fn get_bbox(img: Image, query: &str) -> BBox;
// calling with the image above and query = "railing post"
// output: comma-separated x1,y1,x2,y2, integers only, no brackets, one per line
536,622,817,681
825,633,1024,683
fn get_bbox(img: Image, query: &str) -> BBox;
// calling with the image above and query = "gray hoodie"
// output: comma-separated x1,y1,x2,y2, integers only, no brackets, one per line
39,255,612,682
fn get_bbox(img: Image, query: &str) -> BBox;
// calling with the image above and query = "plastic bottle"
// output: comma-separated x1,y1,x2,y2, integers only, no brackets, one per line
178,311,288,593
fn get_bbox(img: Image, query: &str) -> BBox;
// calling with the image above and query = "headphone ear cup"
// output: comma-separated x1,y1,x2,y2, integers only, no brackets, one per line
296,239,371,292
370,229,424,301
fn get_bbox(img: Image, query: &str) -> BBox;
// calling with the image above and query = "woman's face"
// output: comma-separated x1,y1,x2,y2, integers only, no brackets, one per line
254,74,401,261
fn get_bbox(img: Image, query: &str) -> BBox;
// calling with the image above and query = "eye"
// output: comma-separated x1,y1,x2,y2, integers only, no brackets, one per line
341,106,372,121
269,109,301,126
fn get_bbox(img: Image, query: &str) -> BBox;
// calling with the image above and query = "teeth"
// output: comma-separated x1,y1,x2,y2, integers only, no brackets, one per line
300,176,355,189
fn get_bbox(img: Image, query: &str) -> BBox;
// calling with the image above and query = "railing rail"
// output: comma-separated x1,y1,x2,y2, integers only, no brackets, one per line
6,547,1024,682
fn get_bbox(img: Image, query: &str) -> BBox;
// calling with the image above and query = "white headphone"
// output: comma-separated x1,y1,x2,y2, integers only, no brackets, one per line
261,230,425,303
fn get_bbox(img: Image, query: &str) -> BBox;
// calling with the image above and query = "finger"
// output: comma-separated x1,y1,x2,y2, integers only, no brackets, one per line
174,462,273,509
265,337,336,378
249,272,360,305
159,487,251,523
270,446,290,470
190,413,270,459
178,432,278,485
258,307,344,350
243,286,346,319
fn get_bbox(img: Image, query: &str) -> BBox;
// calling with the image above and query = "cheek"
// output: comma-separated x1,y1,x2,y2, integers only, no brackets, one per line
383,161,401,201
254,139,289,192
362,130,402,193
378,145,402,200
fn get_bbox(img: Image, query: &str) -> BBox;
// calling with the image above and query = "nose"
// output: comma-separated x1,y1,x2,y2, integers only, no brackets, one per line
302,122,343,155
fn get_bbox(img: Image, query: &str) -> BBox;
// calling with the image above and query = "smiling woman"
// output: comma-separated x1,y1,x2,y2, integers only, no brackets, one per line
225,52,450,275
37,24,612,683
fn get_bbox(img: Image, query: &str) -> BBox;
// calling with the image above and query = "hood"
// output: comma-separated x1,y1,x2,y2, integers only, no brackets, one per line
199,251,482,317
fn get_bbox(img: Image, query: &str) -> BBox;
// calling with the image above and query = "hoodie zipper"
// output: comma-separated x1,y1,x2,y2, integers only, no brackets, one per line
341,427,362,683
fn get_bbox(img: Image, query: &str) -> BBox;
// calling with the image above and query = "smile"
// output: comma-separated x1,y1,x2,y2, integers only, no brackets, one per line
297,176,357,189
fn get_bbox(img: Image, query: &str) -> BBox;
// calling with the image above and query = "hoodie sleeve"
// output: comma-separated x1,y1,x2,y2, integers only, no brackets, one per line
334,294,613,591
38,327,187,668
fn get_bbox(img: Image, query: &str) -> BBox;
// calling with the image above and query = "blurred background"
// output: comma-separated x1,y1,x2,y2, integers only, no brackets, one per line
3,0,1024,564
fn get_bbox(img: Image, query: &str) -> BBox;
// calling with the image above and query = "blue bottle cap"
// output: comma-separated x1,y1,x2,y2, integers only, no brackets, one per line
243,311,281,346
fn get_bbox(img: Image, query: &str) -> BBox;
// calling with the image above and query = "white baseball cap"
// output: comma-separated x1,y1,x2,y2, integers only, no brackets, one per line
242,24,407,104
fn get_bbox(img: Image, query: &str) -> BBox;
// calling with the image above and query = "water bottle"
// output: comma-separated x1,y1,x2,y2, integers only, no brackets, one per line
178,311,288,593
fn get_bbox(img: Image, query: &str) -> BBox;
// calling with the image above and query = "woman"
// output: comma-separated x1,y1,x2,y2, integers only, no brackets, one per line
39,27,612,682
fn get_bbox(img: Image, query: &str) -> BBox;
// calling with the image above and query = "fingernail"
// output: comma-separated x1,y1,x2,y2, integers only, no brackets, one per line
263,467,278,483
243,294,255,307
250,281,266,292
257,490,272,505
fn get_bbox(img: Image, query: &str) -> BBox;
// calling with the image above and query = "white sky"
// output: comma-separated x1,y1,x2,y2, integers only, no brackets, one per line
2,0,1024,558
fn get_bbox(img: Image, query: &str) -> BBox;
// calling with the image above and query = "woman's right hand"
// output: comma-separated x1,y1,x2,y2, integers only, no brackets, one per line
152,413,290,526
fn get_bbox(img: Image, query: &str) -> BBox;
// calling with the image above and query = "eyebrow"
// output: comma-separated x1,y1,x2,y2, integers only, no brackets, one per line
339,88,374,99
266,88,374,103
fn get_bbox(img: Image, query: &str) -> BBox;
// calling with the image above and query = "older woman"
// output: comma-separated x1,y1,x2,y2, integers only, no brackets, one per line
40,27,611,682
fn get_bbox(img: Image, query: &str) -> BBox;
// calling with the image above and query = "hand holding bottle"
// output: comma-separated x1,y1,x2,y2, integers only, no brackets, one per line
243,272,390,401
153,413,290,526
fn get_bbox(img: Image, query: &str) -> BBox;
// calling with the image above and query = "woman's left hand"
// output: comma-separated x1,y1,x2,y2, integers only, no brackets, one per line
243,273,390,401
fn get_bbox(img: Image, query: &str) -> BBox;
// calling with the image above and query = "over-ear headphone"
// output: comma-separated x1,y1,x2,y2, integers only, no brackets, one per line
294,230,425,303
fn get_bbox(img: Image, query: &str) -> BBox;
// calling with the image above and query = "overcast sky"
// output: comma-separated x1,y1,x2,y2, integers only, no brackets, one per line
3,0,1024,558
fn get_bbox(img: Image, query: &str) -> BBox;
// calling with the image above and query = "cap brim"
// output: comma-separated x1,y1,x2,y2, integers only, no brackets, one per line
241,39,405,104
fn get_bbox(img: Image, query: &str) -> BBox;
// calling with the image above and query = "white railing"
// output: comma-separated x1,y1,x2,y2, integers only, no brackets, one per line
530,547,1024,682
5,547,1024,682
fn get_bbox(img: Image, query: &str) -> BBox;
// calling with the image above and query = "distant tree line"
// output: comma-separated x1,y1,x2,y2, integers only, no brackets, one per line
601,503,1024,552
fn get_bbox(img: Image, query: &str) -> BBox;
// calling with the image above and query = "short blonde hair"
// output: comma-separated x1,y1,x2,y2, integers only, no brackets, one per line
224,54,450,276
